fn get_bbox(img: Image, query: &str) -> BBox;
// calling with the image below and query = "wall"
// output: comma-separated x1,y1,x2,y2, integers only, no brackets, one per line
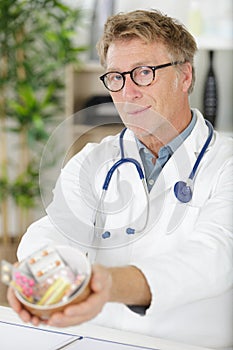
115,0,189,23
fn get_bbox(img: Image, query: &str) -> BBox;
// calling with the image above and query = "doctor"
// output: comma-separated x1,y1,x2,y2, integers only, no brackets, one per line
8,10,233,349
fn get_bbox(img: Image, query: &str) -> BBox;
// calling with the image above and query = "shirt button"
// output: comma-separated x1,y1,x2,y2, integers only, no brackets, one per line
143,148,149,153
148,179,155,186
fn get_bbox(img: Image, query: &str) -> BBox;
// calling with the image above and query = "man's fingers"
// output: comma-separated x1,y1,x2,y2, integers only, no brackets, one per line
7,286,22,313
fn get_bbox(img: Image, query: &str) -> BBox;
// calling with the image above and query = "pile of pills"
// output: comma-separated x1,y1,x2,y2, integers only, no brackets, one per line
1,246,87,306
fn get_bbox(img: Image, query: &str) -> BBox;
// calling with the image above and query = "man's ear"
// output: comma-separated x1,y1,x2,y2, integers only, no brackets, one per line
181,62,193,93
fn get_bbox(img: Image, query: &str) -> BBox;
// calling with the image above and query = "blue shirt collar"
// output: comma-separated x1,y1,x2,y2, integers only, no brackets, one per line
136,111,197,157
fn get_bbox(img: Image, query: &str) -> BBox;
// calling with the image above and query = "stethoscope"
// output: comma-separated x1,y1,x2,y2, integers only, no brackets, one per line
93,119,213,239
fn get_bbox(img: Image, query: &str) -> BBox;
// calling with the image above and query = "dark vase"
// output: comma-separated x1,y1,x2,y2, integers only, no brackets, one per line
203,50,218,126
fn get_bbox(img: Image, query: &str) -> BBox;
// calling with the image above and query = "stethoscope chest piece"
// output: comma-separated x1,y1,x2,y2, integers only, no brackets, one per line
174,181,192,203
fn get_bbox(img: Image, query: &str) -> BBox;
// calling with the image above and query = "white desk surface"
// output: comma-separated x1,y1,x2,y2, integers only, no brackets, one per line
0,306,214,350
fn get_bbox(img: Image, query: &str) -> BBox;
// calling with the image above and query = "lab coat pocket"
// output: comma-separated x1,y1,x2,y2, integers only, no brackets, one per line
166,200,200,235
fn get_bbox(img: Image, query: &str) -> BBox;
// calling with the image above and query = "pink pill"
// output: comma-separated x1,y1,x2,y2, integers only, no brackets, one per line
28,279,35,286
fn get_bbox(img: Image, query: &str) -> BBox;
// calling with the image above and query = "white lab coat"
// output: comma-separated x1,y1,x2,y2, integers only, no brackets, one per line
18,109,233,349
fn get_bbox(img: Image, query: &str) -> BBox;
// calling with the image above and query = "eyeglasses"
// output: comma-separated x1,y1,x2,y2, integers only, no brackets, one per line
99,61,184,92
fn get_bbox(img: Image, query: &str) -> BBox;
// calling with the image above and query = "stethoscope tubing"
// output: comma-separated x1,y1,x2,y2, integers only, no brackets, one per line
188,119,213,180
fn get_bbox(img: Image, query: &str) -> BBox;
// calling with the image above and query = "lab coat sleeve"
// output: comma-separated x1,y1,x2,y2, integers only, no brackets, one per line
131,147,233,314
17,216,74,261
17,142,98,261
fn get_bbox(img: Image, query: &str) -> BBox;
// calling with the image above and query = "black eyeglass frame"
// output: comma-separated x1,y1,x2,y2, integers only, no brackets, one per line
99,61,185,92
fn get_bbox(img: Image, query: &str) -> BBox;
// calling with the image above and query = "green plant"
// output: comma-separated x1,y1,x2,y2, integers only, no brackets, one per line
0,0,87,242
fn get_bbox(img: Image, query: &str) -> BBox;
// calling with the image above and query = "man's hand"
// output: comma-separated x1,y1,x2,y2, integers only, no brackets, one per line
47,264,112,327
7,286,42,326
47,264,151,327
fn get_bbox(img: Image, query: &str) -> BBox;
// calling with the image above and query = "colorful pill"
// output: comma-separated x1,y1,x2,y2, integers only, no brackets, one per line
37,277,69,305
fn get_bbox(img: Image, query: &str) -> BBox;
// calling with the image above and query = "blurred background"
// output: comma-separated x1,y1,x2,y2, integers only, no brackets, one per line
0,0,232,305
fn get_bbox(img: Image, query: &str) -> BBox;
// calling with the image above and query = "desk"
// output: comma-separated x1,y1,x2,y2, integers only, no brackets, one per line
0,306,213,350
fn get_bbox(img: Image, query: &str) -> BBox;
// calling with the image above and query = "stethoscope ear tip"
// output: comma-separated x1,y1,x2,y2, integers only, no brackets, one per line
174,181,192,203
102,231,111,239
126,227,135,235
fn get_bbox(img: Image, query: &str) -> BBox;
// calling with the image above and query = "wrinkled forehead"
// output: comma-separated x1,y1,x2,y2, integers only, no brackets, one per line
105,39,170,70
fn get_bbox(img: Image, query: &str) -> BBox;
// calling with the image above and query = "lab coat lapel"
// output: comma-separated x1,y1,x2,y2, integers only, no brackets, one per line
149,110,210,199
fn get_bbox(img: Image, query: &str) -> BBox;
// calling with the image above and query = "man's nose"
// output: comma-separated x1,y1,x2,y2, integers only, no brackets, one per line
122,75,143,100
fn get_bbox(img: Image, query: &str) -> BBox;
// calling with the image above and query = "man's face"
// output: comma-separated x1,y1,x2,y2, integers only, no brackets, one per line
105,39,191,139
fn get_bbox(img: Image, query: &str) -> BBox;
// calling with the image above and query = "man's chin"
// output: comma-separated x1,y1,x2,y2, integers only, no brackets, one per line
127,125,151,138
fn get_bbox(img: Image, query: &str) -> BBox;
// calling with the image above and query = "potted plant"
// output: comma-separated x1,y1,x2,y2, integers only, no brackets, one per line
0,0,87,243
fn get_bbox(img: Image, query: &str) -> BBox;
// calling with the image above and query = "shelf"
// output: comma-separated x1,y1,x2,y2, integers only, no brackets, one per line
68,62,106,113
73,60,104,73
65,123,123,160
